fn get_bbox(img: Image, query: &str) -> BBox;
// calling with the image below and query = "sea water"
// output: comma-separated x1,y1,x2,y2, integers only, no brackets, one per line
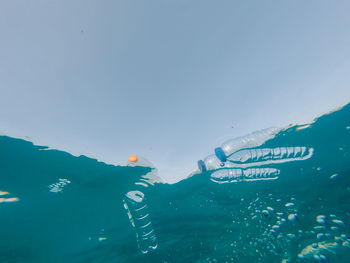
0,103,350,263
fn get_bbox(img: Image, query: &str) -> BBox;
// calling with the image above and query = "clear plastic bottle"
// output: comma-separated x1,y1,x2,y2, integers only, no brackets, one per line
123,190,158,254
210,168,280,184
197,154,224,172
198,128,282,172
217,146,313,164
218,127,282,161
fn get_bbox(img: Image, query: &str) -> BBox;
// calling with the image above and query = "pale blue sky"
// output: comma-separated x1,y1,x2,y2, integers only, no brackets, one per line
1,1,350,182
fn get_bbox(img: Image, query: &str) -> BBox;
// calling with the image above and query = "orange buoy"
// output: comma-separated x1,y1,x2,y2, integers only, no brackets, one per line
128,155,138,163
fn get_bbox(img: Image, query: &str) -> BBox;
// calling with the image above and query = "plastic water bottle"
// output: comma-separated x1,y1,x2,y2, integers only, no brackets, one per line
215,146,313,163
197,128,282,172
210,168,280,184
197,155,224,172
123,190,158,254
218,127,282,161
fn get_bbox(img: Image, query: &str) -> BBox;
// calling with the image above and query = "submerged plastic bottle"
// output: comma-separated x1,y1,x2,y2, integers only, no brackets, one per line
215,146,313,163
123,190,158,254
210,168,280,184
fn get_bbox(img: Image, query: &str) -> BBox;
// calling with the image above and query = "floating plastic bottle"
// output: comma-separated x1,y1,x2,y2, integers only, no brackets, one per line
197,127,314,173
123,190,158,254
215,146,313,164
126,155,163,187
210,168,280,184
219,127,282,159
198,155,224,172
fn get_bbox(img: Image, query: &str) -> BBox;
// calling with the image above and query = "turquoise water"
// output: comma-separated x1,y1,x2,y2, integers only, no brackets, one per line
1,103,350,263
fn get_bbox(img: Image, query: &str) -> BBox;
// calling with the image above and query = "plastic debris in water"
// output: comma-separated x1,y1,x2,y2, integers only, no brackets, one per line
49,178,71,193
128,154,139,163
216,146,313,164
126,156,163,186
198,146,314,172
197,127,314,185
210,168,279,184
123,190,158,254
217,127,282,157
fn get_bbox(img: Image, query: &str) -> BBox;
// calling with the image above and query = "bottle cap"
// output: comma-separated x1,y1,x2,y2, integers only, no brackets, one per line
197,160,207,172
215,147,227,162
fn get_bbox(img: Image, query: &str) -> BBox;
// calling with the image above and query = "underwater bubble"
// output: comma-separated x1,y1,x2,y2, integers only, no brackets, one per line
316,233,326,240
346,126,350,130
272,225,280,231
267,206,274,212
314,226,326,232
285,203,295,207
262,210,269,216
316,215,327,224
287,233,296,239
330,173,339,180
332,219,345,226
287,213,297,222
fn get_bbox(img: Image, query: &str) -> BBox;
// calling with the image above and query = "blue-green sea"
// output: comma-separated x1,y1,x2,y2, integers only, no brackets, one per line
1,103,350,263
